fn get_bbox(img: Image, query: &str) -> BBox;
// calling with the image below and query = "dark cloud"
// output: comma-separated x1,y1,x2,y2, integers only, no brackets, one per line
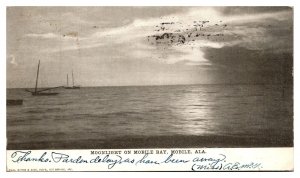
203,46,293,84
217,6,292,16
146,6,293,53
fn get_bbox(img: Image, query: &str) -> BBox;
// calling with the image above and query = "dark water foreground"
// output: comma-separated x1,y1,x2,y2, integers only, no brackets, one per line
7,134,293,150
7,84,293,149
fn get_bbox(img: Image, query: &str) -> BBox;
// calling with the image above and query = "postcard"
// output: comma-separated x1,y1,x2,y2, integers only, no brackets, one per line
6,6,293,171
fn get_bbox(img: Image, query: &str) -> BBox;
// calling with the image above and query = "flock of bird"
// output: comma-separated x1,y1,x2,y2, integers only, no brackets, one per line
147,19,228,47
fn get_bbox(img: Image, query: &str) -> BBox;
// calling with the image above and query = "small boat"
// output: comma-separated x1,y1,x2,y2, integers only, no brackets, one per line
64,70,80,89
31,92,59,96
25,60,60,96
7,99,23,106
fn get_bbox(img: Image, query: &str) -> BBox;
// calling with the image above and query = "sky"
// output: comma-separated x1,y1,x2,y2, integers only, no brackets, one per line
7,7,293,88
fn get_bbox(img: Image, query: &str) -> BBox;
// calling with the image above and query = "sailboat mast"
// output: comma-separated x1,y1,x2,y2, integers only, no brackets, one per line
34,60,40,94
67,74,69,87
72,70,74,87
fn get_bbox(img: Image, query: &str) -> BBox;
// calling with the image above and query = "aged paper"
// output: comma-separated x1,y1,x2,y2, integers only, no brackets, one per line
6,6,293,171
7,148,293,171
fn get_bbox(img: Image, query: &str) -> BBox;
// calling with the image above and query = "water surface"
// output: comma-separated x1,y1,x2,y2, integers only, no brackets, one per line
7,84,293,149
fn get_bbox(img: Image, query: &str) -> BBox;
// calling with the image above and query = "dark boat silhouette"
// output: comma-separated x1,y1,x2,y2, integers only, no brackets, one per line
7,99,23,106
25,60,60,96
64,70,80,89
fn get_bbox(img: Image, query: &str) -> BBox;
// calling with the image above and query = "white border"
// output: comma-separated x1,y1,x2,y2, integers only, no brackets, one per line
0,0,297,6
6,148,294,171
1,0,298,177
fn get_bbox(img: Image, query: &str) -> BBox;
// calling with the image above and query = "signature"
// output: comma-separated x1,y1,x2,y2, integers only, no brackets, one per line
10,151,262,170
191,154,262,171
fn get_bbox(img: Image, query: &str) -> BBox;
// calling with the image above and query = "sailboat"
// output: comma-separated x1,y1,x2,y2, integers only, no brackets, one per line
64,70,80,89
25,60,60,96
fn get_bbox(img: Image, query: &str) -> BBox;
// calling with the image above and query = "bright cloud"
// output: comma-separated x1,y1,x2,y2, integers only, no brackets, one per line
25,33,59,39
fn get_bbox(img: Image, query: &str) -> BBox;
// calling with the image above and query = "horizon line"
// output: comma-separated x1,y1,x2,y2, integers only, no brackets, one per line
6,82,292,89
